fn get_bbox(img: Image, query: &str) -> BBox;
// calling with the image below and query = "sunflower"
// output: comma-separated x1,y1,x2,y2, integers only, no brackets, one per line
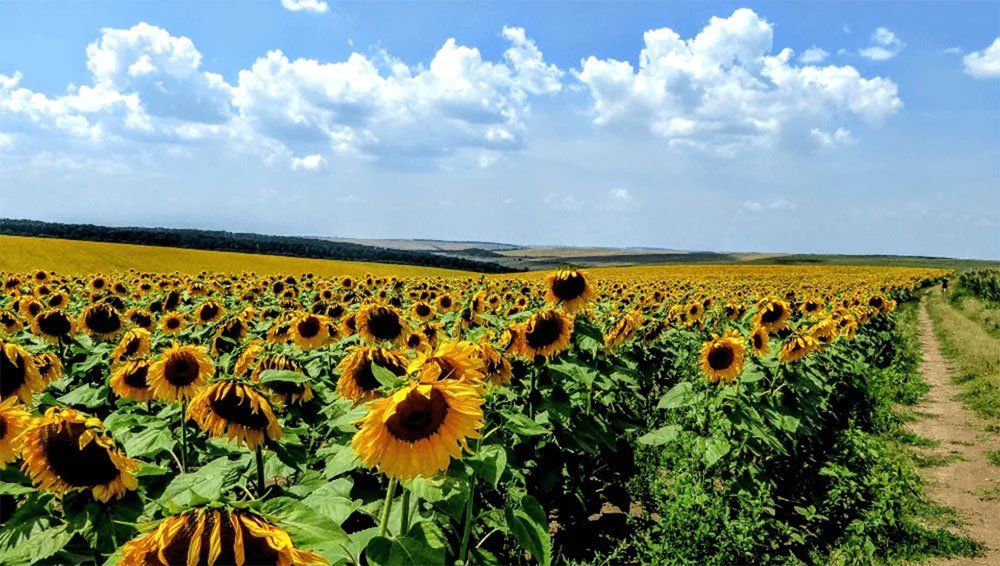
514,309,574,359
545,269,594,312
119,507,327,566
352,379,484,480
336,347,409,403
266,314,294,344
20,407,138,501
808,318,839,345
30,309,74,343
751,326,770,356
188,381,282,450
110,359,156,402
251,354,314,406
0,397,32,467
478,343,513,386
234,341,265,378
356,304,409,346
779,334,821,363
436,294,456,313
1,342,44,404
78,302,124,340
34,352,63,385
604,310,641,350
0,309,21,334
289,313,331,351
405,331,428,351
195,301,226,324
211,317,249,356
148,343,215,402
699,330,746,383
112,328,152,365
408,341,486,384
19,297,43,320
43,290,69,310
755,299,791,333
409,302,435,323
159,311,186,335
89,275,108,293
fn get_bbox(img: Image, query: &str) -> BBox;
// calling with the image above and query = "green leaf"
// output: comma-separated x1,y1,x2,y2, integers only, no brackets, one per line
504,413,548,436
407,468,470,520
370,363,403,389
161,457,246,508
703,436,731,468
365,522,447,566
323,443,362,479
637,425,681,446
261,497,350,560
122,427,176,458
467,445,508,488
0,483,35,496
258,369,310,384
302,478,359,525
504,495,551,566
0,524,73,565
56,384,104,409
657,382,695,409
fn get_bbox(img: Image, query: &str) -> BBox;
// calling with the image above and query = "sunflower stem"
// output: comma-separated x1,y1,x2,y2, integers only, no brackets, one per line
459,436,483,564
378,477,398,538
255,446,266,496
179,400,188,473
400,488,411,535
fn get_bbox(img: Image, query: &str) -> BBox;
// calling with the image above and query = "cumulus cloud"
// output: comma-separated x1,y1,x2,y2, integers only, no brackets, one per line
610,188,632,201
964,37,1000,79
575,8,902,154
859,27,905,61
810,127,855,149
290,153,327,171
799,47,829,64
281,0,329,13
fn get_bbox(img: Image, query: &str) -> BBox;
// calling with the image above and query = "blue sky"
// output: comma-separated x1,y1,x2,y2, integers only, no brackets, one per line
1,1,998,259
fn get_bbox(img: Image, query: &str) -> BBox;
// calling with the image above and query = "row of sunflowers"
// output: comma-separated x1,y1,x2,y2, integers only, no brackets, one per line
0,265,948,564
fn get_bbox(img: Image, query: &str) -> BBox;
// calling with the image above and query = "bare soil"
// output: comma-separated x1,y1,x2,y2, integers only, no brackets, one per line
909,300,1000,565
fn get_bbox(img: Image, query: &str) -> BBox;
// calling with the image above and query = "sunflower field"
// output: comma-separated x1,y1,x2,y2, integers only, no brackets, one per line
0,264,949,565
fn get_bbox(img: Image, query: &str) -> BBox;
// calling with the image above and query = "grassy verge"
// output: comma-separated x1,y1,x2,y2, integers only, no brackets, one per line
948,290,1000,338
925,290,1000,423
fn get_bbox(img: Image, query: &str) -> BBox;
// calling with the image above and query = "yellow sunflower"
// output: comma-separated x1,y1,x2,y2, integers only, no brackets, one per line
0,309,22,334
194,301,226,324
755,299,791,333
336,346,409,403
478,343,513,386
77,302,124,340
20,407,138,501
30,309,75,343
1,341,45,404
119,507,327,566
112,328,152,365
357,304,409,346
211,317,249,356
545,269,595,312
699,330,746,384
751,326,770,356
234,341,265,378
110,359,156,403
779,334,821,363
352,379,484,480
408,340,486,384
513,309,574,359
159,311,186,335
409,301,436,323
251,354,314,406
148,342,215,402
604,310,641,351
289,313,331,351
34,352,63,385
187,381,282,450
0,397,32,468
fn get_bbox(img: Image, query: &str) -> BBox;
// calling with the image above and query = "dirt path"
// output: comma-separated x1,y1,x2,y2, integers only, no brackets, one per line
909,299,1000,565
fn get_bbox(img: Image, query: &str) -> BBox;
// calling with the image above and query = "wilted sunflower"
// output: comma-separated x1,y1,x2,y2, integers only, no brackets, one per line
43,290,69,310
0,397,31,467
604,310,641,350
267,314,295,344
30,309,74,343
352,379,484,480
159,311,186,335
77,302,124,340
357,304,409,345
211,317,249,356
20,407,138,501
251,354,314,406
234,341,265,377
808,318,839,345
699,330,746,383
545,269,594,312
336,346,409,403
34,352,63,385
195,301,226,324
0,309,22,334
123,307,155,331
478,343,513,386
755,299,791,333
751,326,770,356
289,313,331,351
110,359,155,402
148,343,215,402
112,328,152,365
119,507,327,566
188,380,282,450
408,341,486,384
1,342,44,404
779,334,821,363
19,297,43,320
514,309,574,359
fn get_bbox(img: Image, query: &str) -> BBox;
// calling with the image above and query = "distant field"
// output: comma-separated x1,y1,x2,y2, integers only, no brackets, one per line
0,235,470,277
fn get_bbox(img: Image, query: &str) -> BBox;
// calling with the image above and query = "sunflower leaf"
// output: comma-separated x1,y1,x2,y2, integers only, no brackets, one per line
258,369,310,384
365,521,447,566
703,436,732,468
467,444,508,488
0,524,73,565
504,495,551,566
122,427,176,458
637,425,681,446
370,363,404,389
260,497,350,561
656,381,695,409
503,412,548,437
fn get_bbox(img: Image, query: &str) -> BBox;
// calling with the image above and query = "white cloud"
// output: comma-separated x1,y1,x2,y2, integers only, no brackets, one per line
810,127,855,149
859,27,905,61
290,153,326,171
281,0,329,14
799,47,829,64
501,27,563,94
743,199,796,212
964,37,1000,79
576,8,901,154
942,46,963,55
610,188,632,201
0,132,13,150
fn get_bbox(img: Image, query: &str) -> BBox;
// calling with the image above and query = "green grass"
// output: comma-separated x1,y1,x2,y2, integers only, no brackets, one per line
971,487,1000,501
912,451,966,468
987,450,1000,467
895,430,939,448
949,291,1000,338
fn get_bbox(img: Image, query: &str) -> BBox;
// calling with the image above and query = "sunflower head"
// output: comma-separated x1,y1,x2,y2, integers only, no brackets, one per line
0,397,32,468
352,379,484,480
545,269,594,312
34,352,63,384
188,380,282,450
409,301,435,323
477,343,513,386
30,309,74,343
699,330,746,384
211,317,248,356
149,342,215,402
195,301,226,324
160,311,186,335
78,302,124,340
0,309,22,334
755,299,791,332
290,313,331,351
408,340,486,384
1,341,45,405
336,346,409,403
119,507,326,566
751,326,770,356
112,328,152,365
20,407,138,501
604,311,641,351
513,309,574,359
357,304,408,346
110,359,156,403
251,353,314,406
779,333,821,363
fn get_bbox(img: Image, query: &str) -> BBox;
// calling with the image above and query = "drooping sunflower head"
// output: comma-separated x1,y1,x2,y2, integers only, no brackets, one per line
514,309,574,359
699,330,746,384
119,507,327,566
352,379,484,480
357,304,408,346
604,310,641,351
251,353,314,406
78,302,124,340
149,342,215,402
20,407,138,501
34,351,63,385
30,309,74,343
211,317,249,356
778,333,821,363
19,297,43,320
751,326,770,356
290,313,331,351
1,341,45,405
808,318,839,345
408,340,486,384
43,290,69,310
110,359,155,403
159,311,186,335
0,309,22,334
0,397,32,468
234,341,265,378
112,328,152,365
545,269,594,312
187,380,282,451
336,346,409,403
477,343,513,386
195,300,226,324
755,299,791,332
